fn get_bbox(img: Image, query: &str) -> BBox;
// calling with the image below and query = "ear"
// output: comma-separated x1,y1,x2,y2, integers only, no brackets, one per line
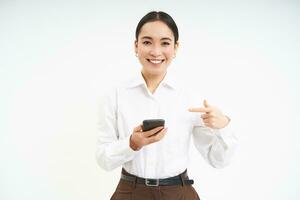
134,40,138,54
174,41,179,54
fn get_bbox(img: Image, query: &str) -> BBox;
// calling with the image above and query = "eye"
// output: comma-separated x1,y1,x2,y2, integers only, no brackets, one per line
142,41,151,45
162,42,170,46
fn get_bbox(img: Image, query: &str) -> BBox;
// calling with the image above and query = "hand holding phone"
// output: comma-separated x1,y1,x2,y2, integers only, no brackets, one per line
129,119,167,151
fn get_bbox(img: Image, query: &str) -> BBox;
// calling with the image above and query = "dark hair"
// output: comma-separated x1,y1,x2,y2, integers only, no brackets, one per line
135,11,179,43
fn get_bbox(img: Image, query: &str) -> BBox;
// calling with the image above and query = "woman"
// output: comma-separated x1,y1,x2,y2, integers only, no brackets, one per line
96,11,238,200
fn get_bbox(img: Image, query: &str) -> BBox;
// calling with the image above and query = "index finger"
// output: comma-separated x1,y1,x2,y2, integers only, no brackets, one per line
143,126,164,137
188,107,211,113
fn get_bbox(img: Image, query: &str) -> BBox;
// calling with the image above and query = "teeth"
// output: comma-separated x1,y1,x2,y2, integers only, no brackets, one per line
149,59,163,64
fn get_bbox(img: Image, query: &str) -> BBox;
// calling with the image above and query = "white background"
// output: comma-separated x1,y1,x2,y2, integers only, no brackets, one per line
1,1,299,200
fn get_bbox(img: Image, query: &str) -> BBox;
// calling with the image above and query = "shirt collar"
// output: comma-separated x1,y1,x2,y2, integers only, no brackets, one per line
126,71,177,89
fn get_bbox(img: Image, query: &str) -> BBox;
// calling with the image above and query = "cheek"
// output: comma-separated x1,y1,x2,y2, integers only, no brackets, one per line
164,48,175,59
137,47,149,56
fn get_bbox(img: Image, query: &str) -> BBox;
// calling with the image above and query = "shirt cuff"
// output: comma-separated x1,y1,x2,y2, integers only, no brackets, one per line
118,135,138,161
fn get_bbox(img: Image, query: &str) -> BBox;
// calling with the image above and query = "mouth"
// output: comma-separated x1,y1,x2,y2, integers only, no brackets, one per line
146,59,165,65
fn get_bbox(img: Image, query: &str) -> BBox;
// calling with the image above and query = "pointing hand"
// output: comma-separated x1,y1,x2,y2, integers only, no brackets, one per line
188,100,230,129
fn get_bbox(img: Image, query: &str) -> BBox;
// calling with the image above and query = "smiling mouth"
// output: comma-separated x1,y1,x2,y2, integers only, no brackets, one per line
146,59,165,64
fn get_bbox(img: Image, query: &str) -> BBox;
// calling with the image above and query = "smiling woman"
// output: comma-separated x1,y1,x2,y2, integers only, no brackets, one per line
134,12,179,93
96,11,238,200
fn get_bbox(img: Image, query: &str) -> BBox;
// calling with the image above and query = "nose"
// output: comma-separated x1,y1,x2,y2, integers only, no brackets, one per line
149,44,162,57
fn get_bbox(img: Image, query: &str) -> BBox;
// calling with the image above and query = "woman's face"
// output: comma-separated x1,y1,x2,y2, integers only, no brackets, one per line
135,21,178,76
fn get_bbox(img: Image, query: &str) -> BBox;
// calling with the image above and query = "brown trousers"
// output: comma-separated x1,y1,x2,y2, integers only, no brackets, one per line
110,175,200,200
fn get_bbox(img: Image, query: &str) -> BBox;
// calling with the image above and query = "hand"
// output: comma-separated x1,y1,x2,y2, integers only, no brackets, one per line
188,99,230,129
129,125,167,151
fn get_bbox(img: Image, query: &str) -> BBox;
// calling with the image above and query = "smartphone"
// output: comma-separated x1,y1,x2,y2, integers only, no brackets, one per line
142,119,165,132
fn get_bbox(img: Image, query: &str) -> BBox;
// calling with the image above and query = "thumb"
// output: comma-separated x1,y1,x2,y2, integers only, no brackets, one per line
134,124,143,132
203,99,209,108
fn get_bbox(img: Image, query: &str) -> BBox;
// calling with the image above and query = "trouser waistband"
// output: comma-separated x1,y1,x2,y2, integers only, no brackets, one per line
120,168,194,187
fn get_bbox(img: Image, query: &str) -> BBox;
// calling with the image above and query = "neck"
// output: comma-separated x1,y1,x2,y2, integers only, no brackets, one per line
141,70,167,94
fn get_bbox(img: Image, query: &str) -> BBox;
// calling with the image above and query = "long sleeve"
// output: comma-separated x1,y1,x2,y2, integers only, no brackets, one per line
192,123,238,168
95,90,137,171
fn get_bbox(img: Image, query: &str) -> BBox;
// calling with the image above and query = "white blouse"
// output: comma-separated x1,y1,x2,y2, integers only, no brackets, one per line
96,72,238,179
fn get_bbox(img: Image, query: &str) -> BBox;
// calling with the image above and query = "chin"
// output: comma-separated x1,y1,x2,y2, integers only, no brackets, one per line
146,68,167,76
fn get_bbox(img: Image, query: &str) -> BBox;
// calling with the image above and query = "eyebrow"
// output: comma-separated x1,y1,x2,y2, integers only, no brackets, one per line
141,36,172,41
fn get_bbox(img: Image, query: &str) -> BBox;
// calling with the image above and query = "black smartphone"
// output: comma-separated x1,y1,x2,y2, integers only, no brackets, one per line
142,119,165,132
